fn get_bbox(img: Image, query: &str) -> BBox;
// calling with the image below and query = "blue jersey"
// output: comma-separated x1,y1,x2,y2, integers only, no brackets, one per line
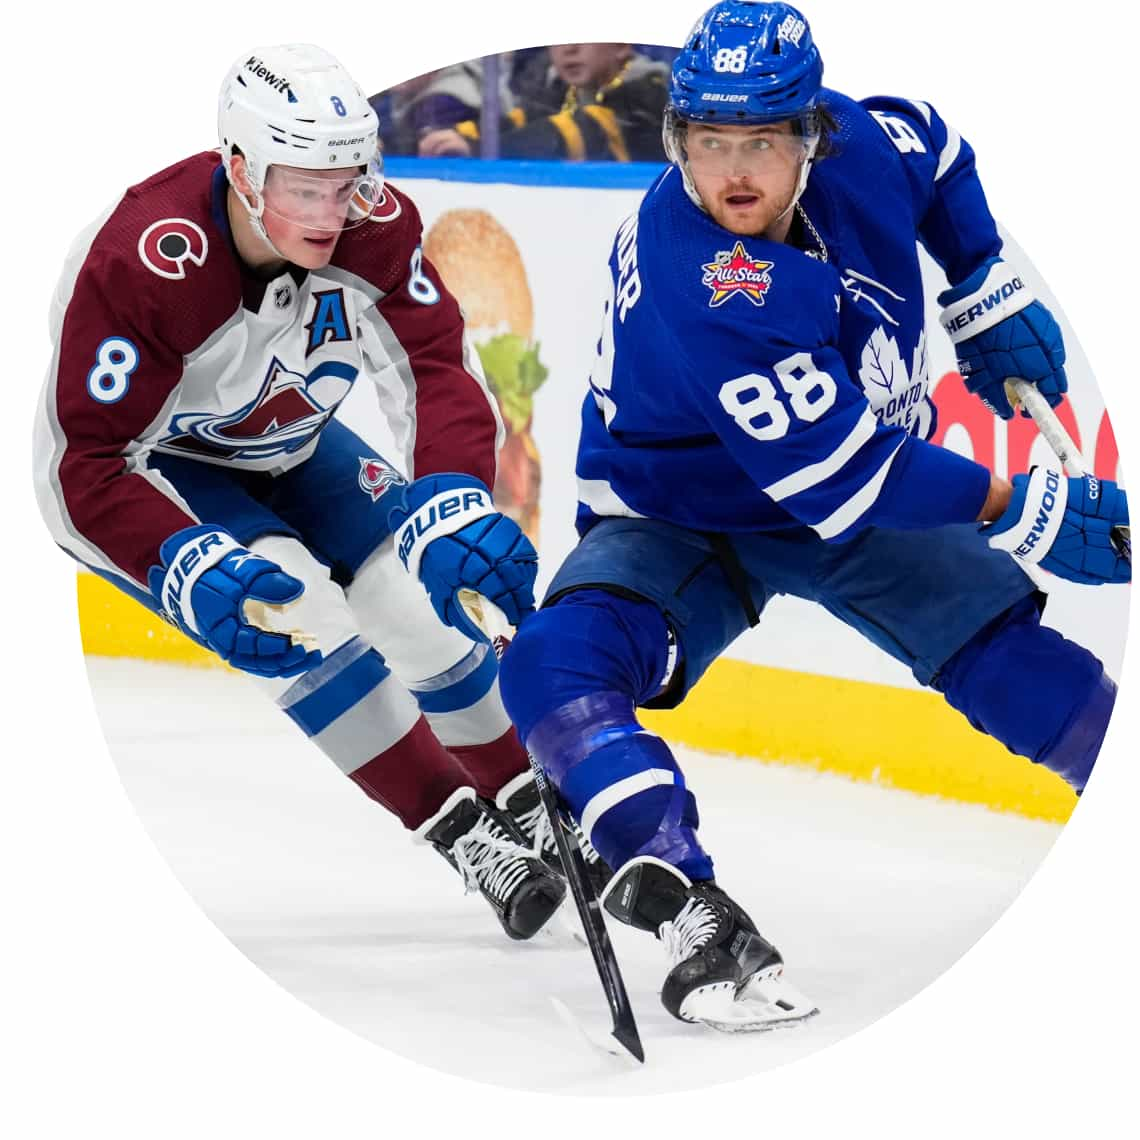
576,90,999,540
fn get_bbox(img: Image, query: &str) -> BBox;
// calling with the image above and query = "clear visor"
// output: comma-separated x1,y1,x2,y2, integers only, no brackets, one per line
677,118,818,178
260,156,385,233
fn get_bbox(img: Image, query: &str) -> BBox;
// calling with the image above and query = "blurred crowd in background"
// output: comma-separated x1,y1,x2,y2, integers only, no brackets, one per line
369,44,679,163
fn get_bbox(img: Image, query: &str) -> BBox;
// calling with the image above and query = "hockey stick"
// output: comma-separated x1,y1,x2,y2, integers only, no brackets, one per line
457,590,645,1064
1005,379,1131,565
530,756,645,1062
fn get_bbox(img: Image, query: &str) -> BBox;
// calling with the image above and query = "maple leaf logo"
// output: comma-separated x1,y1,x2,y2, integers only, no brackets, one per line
858,325,906,393
856,325,932,432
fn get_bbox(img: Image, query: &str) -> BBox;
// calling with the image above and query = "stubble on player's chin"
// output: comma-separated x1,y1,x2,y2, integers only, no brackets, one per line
762,194,798,242
715,201,776,238
710,185,786,239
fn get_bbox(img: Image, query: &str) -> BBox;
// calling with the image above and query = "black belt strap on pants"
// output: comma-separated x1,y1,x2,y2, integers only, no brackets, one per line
705,533,761,628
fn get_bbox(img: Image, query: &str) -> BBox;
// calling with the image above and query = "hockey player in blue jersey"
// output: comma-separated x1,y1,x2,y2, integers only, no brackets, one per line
498,0,1130,1032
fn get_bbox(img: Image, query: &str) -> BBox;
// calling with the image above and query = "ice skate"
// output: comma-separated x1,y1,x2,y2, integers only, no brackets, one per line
602,856,818,1032
496,772,614,895
420,789,566,940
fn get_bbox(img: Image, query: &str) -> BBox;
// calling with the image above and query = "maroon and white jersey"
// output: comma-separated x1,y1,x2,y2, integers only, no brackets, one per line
34,151,502,589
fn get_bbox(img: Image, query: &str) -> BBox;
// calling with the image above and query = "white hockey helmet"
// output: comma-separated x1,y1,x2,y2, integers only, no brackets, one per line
218,45,389,241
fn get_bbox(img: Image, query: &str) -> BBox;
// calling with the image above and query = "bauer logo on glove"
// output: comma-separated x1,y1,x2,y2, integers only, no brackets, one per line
147,523,323,677
388,473,537,642
394,486,495,576
158,529,239,632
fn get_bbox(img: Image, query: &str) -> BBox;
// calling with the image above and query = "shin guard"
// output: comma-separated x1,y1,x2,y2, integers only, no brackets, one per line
527,692,713,881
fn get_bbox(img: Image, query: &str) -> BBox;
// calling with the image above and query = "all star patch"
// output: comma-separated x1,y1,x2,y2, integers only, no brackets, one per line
701,242,774,308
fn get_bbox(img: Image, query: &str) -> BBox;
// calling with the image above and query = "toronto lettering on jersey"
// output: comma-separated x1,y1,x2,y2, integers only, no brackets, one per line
857,325,928,431
874,381,925,426
397,490,490,568
1013,469,1062,557
942,276,1025,335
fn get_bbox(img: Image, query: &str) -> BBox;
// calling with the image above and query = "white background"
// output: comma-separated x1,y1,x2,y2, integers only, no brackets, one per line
4,0,1136,1135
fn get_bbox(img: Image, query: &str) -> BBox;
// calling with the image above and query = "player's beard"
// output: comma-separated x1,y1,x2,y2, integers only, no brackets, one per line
711,179,796,239
764,186,799,238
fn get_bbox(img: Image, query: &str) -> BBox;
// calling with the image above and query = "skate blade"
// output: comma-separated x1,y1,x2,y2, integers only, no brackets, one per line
556,894,589,945
534,897,588,946
679,967,820,1034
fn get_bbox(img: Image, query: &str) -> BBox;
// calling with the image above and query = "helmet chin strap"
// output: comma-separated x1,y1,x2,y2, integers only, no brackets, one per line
218,149,289,264
223,154,291,264
768,145,817,231
239,189,290,263
249,212,290,262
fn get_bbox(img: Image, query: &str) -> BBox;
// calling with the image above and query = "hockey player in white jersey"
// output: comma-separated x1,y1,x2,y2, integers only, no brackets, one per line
34,45,566,941
499,1,1130,1031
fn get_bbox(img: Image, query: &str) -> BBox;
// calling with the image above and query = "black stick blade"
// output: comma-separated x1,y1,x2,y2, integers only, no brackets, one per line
531,760,645,1064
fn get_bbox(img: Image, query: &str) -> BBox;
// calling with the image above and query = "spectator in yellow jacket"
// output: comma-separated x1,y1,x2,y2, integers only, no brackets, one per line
419,44,670,162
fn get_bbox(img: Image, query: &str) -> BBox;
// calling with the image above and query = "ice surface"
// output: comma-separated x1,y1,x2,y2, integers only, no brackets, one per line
85,657,1060,1096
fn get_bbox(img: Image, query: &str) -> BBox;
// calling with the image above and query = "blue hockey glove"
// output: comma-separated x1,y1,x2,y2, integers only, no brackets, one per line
986,468,1130,585
387,473,537,642
939,257,1067,420
147,525,323,677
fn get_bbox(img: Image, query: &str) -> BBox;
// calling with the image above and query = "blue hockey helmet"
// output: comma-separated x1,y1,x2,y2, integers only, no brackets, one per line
664,2,824,218
669,1,823,124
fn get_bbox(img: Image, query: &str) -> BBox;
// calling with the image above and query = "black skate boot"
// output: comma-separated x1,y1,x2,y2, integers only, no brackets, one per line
420,789,566,940
496,772,614,896
602,856,818,1031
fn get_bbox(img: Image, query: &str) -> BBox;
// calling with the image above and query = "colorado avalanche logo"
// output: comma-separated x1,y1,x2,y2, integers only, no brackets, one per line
358,457,406,501
138,219,209,280
701,242,774,308
366,186,402,224
160,356,357,462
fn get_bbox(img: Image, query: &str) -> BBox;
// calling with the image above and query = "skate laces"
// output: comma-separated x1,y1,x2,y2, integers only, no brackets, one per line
660,897,722,965
514,801,603,866
576,827,603,867
450,814,532,903
512,800,557,859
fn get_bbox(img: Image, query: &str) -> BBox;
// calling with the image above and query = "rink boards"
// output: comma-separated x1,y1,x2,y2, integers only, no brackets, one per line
76,570,1077,822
